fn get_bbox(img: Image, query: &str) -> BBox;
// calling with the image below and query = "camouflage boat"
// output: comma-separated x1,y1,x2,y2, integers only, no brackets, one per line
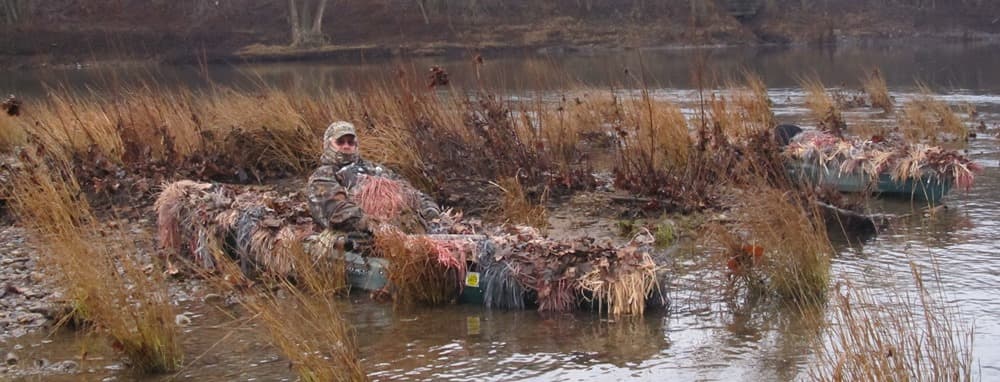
786,161,953,204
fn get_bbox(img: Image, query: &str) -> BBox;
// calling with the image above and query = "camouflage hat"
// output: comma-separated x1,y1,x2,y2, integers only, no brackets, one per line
324,121,356,141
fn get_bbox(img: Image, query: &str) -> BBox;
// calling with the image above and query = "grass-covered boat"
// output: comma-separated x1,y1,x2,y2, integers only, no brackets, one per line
786,160,954,203
336,237,492,305
783,131,979,204
155,180,664,315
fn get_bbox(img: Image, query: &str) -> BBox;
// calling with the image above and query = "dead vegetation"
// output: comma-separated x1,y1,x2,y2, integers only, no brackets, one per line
0,64,984,379
7,148,182,373
721,71,775,139
863,68,894,113
707,187,832,304
375,227,465,306
237,239,363,382
900,84,968,143
809,263,975,382
160,184,363,381
800,76,846,137
493,176,548,231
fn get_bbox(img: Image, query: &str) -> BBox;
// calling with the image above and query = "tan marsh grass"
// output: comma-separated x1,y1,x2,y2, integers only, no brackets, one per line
800,76,846,137
900,84,968,143
863,67,894,113
239,243,361,382
8,149,182,373
808,262,975,382
494,176,548,231
728,187,833,303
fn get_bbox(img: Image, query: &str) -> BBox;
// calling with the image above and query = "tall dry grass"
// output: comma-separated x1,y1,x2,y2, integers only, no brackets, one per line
0,114,26,152
241,241,362,382
900,84,968,143
800,76,846,137
809,263,975,381
717,71,775,140
5,83,336,186
524,90,609,187
625,92,692,171
243,288,365,382
712,187,833,303
493,176,548,231
375,227,460,306
351,83,471,191
863,67,894,113
191,222,363,382
0,78,569,214
613,89,694,198
8,149,182,373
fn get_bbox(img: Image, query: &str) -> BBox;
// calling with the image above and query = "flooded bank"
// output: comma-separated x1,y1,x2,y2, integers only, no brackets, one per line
2,42,999,381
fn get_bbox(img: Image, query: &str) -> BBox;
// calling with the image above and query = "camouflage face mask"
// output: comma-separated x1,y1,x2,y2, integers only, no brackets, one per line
322,139,359,167
320,121,359,167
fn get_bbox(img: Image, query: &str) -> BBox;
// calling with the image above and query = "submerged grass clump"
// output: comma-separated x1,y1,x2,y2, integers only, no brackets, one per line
8,149,182,373
809,263,975,382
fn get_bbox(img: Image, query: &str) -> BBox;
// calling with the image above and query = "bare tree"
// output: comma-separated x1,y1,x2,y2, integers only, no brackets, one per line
1,0,30,25
289,0,329,47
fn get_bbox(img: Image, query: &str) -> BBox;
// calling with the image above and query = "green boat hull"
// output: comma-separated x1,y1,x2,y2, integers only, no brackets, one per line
339,251,485,304
787,161,952,204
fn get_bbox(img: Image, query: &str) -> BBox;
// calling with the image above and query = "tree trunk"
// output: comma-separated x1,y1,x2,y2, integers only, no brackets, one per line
289,0,328,47
416,0,430,25
310,0,328,34
289,0,302,46
2,0,25,25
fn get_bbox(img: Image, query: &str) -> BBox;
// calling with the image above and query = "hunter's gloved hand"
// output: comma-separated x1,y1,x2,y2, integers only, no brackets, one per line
420,206,441,220
346,231,373,251
426,212,455,234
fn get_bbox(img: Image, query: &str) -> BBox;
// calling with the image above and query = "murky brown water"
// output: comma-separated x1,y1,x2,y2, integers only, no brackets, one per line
3,41,1000,381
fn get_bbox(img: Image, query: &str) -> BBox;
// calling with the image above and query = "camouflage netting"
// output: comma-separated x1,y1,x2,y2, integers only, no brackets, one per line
784,131,981,190
154,180,316,276
155,180,664,316
488,226,663,315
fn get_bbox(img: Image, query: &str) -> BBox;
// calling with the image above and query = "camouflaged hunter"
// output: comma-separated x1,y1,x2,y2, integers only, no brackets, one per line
307,121,442,247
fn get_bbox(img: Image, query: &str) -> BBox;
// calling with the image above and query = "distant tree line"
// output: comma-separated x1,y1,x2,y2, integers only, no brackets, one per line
2,0,997,42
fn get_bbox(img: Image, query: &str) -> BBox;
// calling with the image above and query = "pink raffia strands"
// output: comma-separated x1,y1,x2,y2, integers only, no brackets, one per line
427,239,467,290
536,279,576,312
154,180,203,255
955,161,982,191
153,180,317,277
354,176,411,220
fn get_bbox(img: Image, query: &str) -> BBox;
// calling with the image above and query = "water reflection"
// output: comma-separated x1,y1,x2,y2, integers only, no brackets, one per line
6,40,1000,99
354,304,670,381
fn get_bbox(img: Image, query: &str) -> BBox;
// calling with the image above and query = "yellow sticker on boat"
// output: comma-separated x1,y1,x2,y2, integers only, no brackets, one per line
465,272,480,288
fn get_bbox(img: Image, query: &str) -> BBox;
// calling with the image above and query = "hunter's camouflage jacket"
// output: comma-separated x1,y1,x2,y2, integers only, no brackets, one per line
307,157,440,236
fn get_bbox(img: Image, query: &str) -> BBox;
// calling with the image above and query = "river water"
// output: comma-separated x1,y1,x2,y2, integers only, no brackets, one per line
2,40,999,381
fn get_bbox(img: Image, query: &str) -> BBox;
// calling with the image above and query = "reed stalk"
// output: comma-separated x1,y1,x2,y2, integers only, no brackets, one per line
8,148,182,373
809,262,975,382
862,67,894,113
